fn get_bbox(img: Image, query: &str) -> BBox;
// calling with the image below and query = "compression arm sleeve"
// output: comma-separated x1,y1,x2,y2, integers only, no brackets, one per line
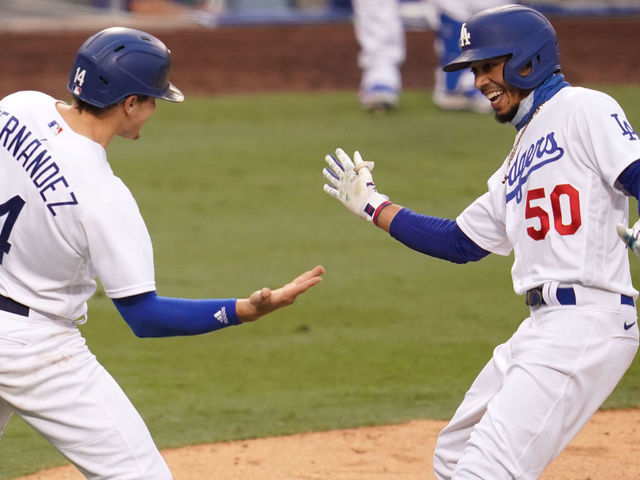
389,208,490,264
112,291,240,338
616,159,640,213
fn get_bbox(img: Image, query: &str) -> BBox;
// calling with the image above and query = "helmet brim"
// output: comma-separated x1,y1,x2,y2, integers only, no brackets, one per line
443,47,512,72
159,82,184,103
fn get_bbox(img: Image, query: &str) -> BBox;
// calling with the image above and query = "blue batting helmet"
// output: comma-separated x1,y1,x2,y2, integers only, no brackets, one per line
443,5,560,90
67,27,184,108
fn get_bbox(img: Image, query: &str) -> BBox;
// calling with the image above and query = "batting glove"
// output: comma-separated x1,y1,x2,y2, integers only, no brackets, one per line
617,220,640,258
323,148,390,223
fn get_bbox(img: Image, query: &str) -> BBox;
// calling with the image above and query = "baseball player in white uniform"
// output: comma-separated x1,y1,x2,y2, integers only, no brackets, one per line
350,0,510,112
323,5,639,478
0,27,324,479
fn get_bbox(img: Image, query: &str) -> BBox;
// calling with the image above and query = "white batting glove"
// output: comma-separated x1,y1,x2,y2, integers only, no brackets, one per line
617,220,640,258
322,148,390,223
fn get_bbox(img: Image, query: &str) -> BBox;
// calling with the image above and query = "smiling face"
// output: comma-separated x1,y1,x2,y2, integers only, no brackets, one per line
470,56,533,124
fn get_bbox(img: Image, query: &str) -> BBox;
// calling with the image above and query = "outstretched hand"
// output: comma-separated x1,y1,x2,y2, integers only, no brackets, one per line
236,265,325,323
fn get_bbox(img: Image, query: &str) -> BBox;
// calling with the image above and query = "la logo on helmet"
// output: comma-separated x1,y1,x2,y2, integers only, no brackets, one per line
460,23,471,48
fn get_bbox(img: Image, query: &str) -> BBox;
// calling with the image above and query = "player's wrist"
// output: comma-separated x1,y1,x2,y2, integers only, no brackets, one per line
361,192,390,223
373,200,393,226
235,298,256,323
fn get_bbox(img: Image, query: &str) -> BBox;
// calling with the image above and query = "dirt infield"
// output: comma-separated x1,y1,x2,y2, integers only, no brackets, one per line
4,15,640,480
13,409,640,479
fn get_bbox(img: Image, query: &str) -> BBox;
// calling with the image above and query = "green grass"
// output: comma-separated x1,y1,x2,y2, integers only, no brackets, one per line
3,86,640,478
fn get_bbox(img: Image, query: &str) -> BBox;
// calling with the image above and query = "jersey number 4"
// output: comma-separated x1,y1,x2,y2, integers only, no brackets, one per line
525,184,581,241
0,196,25,265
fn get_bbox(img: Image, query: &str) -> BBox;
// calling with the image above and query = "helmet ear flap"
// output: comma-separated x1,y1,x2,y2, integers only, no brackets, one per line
504,39,561,90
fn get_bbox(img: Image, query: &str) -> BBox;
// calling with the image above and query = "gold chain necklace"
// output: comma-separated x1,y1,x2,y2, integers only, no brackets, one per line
502,102,546,184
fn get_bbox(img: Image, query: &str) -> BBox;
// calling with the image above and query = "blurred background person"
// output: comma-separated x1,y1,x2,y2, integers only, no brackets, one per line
333,0,513,112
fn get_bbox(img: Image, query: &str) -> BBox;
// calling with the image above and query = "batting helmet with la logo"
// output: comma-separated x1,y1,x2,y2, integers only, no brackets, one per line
443,4,560,90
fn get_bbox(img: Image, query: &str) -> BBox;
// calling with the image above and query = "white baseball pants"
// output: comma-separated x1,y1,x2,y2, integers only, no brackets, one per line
352,0,405,92
0,309,172,479
433,293,638,479
351,0,511,92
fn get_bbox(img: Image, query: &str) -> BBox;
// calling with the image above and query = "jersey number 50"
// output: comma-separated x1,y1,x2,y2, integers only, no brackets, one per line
0,195,25,265
525,184,581,241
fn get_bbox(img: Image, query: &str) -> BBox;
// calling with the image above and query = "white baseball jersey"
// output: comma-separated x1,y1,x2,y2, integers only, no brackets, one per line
457,86,640,297
0,91,155,320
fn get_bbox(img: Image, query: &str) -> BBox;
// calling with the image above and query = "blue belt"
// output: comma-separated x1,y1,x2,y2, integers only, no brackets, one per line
526,286,634,307
0,293,29,317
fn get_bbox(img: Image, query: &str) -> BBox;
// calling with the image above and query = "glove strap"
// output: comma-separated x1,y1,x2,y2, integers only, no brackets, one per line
363,192,390,223
373,201,392,226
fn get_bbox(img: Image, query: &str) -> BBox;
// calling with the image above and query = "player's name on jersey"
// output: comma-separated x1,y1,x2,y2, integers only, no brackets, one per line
0,109,78,216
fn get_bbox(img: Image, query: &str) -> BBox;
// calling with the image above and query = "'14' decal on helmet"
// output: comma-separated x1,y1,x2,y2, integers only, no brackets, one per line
73,67,86,87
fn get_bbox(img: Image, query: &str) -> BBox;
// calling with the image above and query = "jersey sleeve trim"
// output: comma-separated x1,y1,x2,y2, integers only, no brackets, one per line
456,213,511,257
106,282,157,299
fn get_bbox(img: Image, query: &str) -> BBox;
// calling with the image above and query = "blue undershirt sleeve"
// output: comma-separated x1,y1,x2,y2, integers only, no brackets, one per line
389,208,490,264
616,159,640,214
112,291,240,338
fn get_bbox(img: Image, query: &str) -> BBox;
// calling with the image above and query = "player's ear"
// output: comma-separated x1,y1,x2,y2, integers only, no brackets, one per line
122,95,139,114
518,61,533,77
